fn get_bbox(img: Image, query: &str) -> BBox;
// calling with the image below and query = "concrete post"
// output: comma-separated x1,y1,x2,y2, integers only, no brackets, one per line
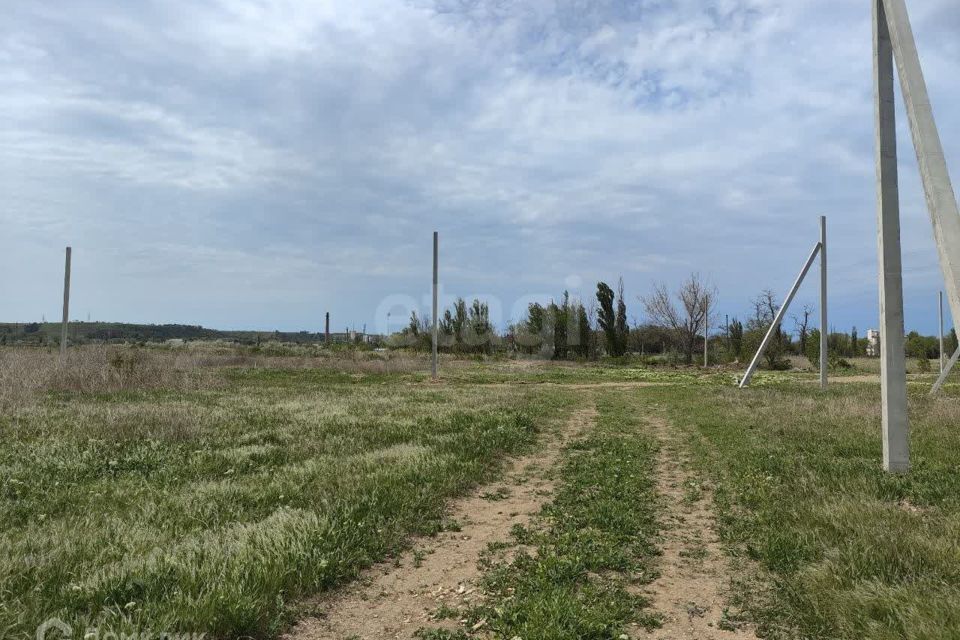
703,298,709,367
874,0,910,473
820,216,828,390
940,291,945,374
432,231,439,380
882,0,960,337
324,312,330,344
932,344,960,395
60,247,72,360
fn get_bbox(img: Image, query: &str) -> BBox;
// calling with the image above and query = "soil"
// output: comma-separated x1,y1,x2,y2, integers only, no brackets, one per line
638,416,758,639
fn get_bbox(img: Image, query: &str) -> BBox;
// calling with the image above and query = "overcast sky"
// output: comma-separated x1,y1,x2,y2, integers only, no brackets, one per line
2,0,959,336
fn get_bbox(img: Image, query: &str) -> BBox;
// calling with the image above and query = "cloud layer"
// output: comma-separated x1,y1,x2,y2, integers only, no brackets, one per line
2,0,959,334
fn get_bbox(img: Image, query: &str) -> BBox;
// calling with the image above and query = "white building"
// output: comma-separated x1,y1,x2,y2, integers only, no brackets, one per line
866,329,881,357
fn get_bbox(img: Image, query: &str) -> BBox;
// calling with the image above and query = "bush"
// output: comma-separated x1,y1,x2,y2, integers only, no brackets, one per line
806,329,821,369
743,328,791,371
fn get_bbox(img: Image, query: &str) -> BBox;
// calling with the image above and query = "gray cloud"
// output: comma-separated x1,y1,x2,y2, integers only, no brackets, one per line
1,0,958,334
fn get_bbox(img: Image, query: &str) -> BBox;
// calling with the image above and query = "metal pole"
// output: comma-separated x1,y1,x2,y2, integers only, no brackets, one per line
940,291,945,374
739,241,822,388
431,231,439,380
820,216,828,390
60,247,72,360
875,0,910,473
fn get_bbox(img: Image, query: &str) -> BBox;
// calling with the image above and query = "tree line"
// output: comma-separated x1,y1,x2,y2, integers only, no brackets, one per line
391,273,959,368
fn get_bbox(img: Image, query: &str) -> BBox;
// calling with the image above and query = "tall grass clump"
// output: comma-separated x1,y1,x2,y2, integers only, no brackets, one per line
0,347,209,410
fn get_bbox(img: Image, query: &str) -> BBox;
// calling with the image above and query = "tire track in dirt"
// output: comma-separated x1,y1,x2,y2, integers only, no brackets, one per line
640,415,757,639
285,406,597,640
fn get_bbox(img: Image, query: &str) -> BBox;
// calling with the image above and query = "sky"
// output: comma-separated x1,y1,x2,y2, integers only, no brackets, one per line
2,0,959,337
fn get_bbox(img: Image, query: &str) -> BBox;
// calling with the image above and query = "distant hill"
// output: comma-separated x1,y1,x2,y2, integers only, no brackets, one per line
0,322,378,346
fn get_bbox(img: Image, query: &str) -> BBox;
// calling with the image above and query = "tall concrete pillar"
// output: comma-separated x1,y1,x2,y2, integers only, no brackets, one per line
820,216,828,390
60,247,72,360
431,232,439,380
874,0,910,473
882,0,960,334
325,312,330,344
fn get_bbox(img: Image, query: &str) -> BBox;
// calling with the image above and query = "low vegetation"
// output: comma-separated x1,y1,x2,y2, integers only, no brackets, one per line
653,383,960,639
4,344,960,639
0,348,569,638
417,393,661,639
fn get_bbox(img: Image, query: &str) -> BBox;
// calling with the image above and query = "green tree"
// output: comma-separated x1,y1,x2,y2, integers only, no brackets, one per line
806,328,822,368
466,299,493,354
728,318,744,360
596,282,624,356
515,303,547,355
615,278,629,355
549,292,570,360
573,302,591,358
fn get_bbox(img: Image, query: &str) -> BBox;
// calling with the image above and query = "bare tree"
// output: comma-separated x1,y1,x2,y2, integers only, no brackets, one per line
748,289,790,369
642,273,715,365
793,304,813,355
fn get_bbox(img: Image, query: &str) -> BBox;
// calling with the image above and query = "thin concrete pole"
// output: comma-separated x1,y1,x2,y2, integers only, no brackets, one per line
431,231,439,380
932,343,960,395
937,291,946,375
703,298,709,367
739,241,821,388
874,0,910,473
820,216,828,390
60,247,72,360
882,0,960,338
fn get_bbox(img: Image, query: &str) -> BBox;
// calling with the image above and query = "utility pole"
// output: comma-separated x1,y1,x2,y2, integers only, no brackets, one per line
432,231,439,380
60,247,72,361
874,0,909,472
703,298,709,367
820,216,828,390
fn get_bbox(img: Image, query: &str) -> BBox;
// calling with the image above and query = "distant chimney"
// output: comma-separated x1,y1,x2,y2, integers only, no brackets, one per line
325,312,330,344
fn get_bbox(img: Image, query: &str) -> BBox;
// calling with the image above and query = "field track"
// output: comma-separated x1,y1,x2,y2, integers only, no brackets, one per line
641,414,756,639
286,407,598,639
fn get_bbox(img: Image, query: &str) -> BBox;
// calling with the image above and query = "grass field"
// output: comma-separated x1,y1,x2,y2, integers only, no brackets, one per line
0,347,572,637
2,345,959,639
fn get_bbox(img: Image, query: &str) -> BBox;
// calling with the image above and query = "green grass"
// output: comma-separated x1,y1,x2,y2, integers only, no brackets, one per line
649,382,960,639
8,348,960,640
0,367,571,639
420,392,662,639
